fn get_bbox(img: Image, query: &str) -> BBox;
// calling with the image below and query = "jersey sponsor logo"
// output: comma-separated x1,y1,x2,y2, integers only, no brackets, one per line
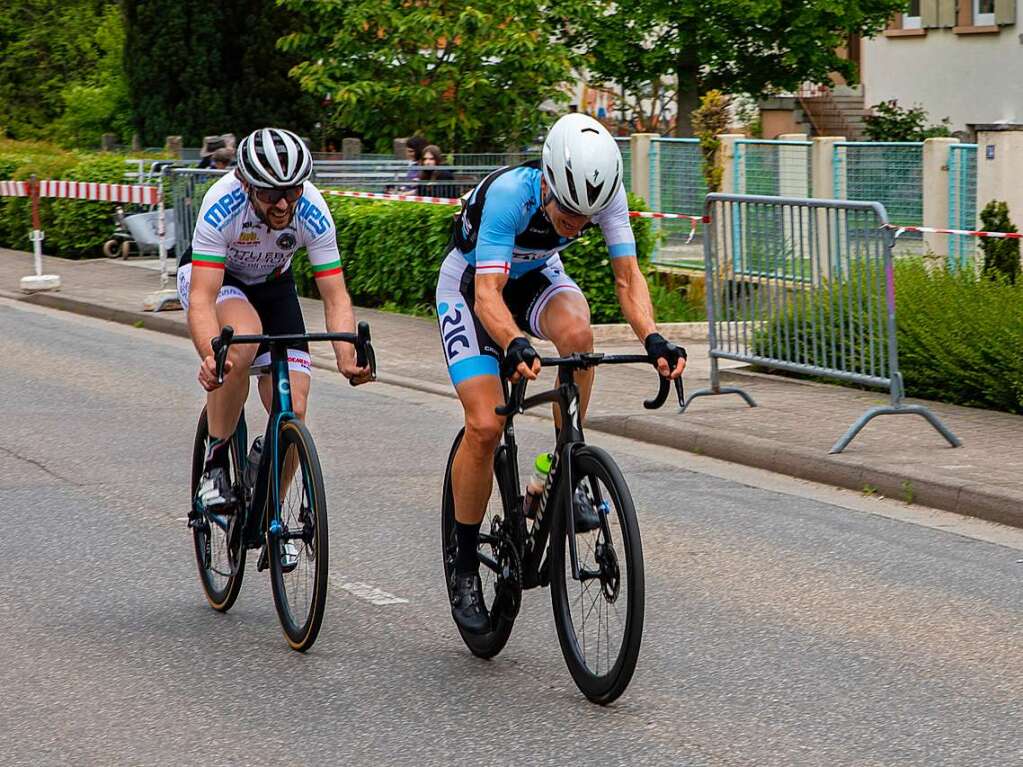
296,197,329,236
276,232,297,250
238,231,259,244
202,187,247,230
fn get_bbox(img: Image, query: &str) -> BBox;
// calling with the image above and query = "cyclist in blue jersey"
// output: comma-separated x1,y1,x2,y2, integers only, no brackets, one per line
436,113,686,634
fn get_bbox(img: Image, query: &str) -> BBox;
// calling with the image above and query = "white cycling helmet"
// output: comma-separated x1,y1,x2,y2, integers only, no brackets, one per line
237,127,312,189
541,113,623,217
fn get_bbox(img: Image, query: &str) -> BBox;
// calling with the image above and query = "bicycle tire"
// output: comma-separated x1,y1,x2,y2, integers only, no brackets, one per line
440,429,518,659
268,418,329,652
190,407,246,612
549,446,645,704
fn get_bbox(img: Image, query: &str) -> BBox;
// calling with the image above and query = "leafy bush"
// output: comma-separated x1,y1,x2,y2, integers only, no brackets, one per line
294,193,663,323
864,100,951,142
978,200,1019,285
755,259,1023,413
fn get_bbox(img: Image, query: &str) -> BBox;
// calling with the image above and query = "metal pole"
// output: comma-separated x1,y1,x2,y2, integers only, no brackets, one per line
158,167,167,290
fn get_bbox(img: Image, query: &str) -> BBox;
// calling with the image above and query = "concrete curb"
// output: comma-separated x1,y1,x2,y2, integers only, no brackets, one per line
4,286,1021,529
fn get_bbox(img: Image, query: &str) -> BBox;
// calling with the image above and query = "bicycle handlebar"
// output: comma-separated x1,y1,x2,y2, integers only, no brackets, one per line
211,321,377,386
494,351,684,417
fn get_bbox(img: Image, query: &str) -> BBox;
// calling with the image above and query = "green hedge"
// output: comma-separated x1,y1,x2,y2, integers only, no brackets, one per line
755,259,1023,413
0,140,133,258
294,193,660,324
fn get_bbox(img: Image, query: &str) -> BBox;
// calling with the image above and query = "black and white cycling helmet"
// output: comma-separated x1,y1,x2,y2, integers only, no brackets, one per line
237,127,312,189
541,113,622,217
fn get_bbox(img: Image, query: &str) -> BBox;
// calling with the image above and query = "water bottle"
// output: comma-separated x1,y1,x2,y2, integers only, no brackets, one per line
522,452,553,519
244,437,263,490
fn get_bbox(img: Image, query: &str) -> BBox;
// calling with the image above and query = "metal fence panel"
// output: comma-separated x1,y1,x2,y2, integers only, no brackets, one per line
834,142,923,256
649,138,705,267
733,140,813,198
166,167,228,259
686,193,959,453
948,143,978,270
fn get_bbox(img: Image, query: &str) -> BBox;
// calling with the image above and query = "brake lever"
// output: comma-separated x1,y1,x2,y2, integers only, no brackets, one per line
211,325,234,385
495,379,527,416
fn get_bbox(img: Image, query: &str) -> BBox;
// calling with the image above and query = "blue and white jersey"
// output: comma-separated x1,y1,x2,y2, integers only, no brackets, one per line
450,161,636,278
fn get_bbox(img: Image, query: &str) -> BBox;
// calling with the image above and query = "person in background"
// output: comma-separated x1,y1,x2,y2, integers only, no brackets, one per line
400,136,429,192
210,147,236,169
197,135,228,169
417,145,456,198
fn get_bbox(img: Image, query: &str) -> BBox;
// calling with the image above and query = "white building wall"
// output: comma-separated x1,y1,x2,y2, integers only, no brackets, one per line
862,28,1023,131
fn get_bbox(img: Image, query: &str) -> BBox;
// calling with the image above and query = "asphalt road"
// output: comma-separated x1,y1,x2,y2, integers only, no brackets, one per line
1,298,1021,767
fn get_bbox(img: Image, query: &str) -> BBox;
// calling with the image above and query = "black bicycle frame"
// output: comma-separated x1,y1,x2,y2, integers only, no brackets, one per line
492,352,682,589
210,323,374,548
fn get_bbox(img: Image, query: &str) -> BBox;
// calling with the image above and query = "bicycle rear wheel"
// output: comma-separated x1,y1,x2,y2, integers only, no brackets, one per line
190,407,246,612
441,429,521,659
549,446,644,704
268,418,329,652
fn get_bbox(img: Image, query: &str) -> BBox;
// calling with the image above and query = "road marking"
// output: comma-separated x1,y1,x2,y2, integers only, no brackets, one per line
334,579,409,606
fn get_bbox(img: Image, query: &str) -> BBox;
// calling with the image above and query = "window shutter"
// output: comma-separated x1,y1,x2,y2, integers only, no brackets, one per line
995,0,1016,25
921,0,939,26
938,0,956,26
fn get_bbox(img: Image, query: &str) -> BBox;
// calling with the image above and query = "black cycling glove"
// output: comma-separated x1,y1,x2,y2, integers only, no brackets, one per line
501,336,539,378
644,332,686,371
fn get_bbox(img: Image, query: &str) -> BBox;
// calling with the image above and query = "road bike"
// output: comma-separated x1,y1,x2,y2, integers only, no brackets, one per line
189,323,375,651
441,351,683,703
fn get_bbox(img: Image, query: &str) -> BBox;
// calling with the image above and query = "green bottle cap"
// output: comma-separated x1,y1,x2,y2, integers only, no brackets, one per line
534,452,553,475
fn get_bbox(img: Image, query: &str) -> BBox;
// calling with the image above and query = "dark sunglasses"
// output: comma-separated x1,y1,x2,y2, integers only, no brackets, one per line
544,192,588,220
253,186,303,205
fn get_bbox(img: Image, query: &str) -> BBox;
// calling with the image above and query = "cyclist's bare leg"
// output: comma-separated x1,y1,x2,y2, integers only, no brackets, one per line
207,298,260,440
452,374,506,525
538,291,594,427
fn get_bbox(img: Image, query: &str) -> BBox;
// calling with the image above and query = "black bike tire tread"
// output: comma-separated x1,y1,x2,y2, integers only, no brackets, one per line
549,445,645,705
440,429,517,659
268,418,329,652
191,407,246,612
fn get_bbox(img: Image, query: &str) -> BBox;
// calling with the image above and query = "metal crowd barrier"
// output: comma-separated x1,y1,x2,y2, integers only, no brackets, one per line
684,193,960,454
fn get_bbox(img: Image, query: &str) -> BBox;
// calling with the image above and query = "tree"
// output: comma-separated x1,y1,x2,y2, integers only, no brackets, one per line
979,201,1020,285
555,0,907,136
0,0,111,140
122,0,318,146
277,0,578,152
51,5,133,147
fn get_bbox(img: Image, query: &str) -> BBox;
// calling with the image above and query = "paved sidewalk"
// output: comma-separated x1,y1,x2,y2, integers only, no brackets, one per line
4,248,1023,527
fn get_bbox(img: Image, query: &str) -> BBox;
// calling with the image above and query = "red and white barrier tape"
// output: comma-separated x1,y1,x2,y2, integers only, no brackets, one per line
321,189,705,242
0,180,160,205
888,224,1022,240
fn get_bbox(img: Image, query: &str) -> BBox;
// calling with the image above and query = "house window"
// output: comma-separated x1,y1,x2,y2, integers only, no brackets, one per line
974,0,996,25
904,0,922,28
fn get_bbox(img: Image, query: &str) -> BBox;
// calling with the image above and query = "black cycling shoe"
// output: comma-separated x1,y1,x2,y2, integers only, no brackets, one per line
197,467,237,511
450,572,490,635
573,485,602,534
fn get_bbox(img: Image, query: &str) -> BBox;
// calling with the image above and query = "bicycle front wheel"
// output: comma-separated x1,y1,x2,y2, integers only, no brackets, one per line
190,407,246,612
549,446,645,704
268,418,329,652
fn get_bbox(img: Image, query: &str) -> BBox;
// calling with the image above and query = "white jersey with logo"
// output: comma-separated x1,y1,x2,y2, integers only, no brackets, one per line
189,173,342,283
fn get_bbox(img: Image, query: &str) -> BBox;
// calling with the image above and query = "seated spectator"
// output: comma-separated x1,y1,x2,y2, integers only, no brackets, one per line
417,144,456,198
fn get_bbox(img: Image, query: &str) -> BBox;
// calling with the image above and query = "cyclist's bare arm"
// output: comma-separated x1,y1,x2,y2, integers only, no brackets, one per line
475,272,540,380
611,256,685,379
188,265,227,360
317,271,371,382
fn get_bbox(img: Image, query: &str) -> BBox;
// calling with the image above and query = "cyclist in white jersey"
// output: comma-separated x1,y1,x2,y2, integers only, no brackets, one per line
181,127,372,509
437,113,686,633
